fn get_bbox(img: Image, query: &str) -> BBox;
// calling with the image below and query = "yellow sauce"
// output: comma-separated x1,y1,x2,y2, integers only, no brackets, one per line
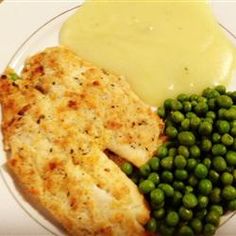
60,0,236,106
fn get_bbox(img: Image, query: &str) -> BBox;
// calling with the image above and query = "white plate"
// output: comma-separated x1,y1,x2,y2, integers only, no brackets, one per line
0,2,236,235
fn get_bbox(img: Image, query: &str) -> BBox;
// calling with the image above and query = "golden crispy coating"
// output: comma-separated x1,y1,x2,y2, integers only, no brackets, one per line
0,47,162,235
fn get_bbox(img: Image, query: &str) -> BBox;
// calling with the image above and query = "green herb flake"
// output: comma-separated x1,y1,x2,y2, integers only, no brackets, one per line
10,73,21,81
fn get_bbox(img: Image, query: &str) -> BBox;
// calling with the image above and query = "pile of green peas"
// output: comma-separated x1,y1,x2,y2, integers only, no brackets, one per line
121,85,236,236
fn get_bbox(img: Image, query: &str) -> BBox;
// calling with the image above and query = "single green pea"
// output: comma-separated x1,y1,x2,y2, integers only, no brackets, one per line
175,169,188,180
191,100,197,108
168,147,177,156
215,85,226,94
221,133,234,146
190,94,200,101
206,111,216,120
166,211,179,226
202,158,212,169
191,101,197,108
231,120,236,128
179,206,193,221
178,93,189,102
121,162,133,175
209,187,221,204
203,117,214,124
171,111,185,123
139,180,155,194
174,155,187,169
173,181,185,191
194,101,208,115
198,195,209,208
190,116,201,129
224,108,236,121
146,217,157,233
198,179,213,195
221,172,233,185
210,205,224,216
212,144,227,156
183,101,192,112
222,185,236,200
150,188,165,205
157,106,166,118
171,191,183,207
212,133,221,143
198,96,208,103
186,158,198,171
199,121,213,136
188,175,198,187
216,120,230,134
178,131,196,146
231,127,236,137
206,210,220,226
161,171,173,183
209,170,220,184
161,156,174,170
164,98,175,110
153,208,165,219
228,199,236,211
190,145,201,158
218,108,227,119
178,145,190,158
212,156,227,172
148,172,160,185
186,111,197,119
178,225,194,236
149,157,160,171
208,98,216,110
181,118,190,130
169,99,182,111
202,87,212,97
183,193,198,208
190,218,203,234
157,146,168,158
139,163,151,177
203,223,216,236
216,95,233,108
166,126,178,138
201,139,212,152
194,164,208,179
226,151,236,166
184,186,193,194
203,88,220,99
158,183,174,197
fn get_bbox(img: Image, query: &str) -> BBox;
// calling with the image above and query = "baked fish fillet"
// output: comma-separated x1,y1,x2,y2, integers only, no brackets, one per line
0,47,162,235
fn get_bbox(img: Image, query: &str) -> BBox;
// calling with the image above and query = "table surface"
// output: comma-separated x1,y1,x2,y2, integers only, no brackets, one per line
0,1,236,235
